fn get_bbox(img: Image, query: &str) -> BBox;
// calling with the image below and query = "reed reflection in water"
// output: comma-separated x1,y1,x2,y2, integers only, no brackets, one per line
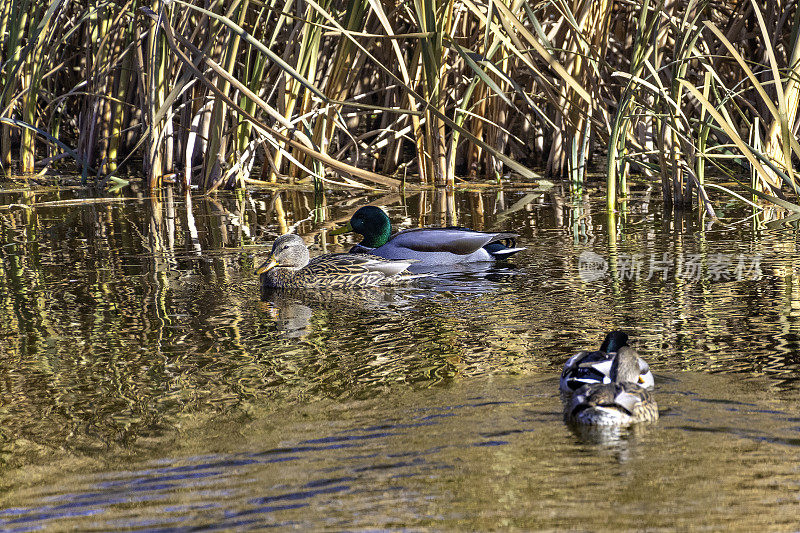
0,183,800,529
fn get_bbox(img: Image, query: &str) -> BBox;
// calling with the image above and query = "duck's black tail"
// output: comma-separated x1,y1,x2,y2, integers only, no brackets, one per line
484,237,525,259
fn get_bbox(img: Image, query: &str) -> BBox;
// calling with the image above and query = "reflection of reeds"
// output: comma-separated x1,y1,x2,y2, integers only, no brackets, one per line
1,185,800,458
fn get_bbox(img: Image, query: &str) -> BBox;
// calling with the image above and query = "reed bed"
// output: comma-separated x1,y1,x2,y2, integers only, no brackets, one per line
1,0,799,214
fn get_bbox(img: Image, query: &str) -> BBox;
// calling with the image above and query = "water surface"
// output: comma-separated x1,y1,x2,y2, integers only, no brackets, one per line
0,183,799,529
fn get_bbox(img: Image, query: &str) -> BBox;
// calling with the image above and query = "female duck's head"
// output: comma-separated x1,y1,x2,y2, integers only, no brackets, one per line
610,346,642,384
257,234,310,273
332,206,392,248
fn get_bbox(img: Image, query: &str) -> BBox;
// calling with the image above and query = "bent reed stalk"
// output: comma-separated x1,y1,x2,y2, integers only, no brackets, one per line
1,0,800,217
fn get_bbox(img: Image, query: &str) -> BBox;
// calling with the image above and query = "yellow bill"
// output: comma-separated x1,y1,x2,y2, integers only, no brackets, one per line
256,256,279,274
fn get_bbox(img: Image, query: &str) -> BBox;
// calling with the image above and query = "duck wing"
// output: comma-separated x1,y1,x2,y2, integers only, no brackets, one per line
560,350,612,392
568,381,658,424
608,384,641,415
568,383,621,419
386,228,518,255
578,353,654,390
308,253,415,277
570,382,645,415
617,382,658,419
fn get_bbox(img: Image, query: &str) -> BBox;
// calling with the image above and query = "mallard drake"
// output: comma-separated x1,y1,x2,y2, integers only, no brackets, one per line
257,234,423,289
559,331,654,393
330,206,525,265
565,346,659,426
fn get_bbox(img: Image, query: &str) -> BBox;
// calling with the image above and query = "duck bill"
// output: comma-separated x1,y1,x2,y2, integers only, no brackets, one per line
329,221,353,236
256,256,279,274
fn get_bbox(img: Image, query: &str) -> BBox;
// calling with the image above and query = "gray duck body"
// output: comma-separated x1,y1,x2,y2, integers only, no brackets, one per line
353,227,522,265
334,206,525,266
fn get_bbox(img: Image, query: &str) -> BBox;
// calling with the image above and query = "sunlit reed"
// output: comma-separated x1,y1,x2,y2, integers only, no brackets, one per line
0,0,799,217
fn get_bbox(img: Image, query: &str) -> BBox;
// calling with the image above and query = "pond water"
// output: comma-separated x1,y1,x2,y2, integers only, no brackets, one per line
0,182,799,530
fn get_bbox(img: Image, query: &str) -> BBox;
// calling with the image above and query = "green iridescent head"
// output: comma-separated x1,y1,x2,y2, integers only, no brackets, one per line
331,206,392,248
599,331,628,353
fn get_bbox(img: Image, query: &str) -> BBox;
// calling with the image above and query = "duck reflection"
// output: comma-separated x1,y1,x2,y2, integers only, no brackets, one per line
260,286,405,338
261,297,314,338
404,262,522,295
565,420,655,465
566,417,654,446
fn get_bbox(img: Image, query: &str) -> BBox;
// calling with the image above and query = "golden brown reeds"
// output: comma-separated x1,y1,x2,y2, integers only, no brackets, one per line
0,0,799,217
